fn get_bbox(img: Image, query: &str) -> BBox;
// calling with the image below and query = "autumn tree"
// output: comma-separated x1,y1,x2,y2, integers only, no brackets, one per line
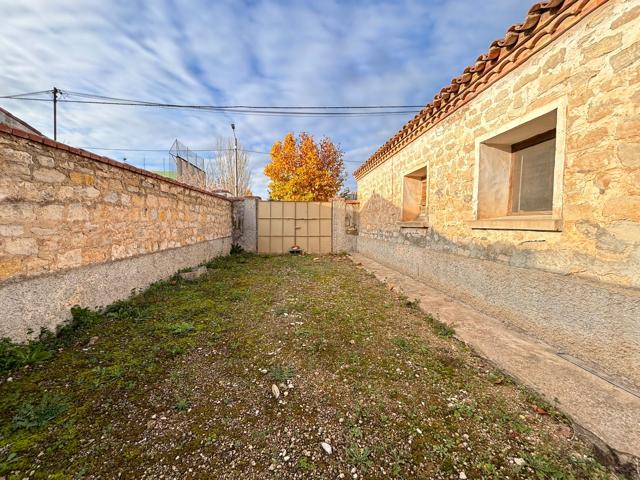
205,137,252,195
264,132,345,201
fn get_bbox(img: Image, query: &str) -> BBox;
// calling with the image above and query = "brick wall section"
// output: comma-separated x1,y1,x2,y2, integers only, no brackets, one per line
0,125,232,283
356,0,640,289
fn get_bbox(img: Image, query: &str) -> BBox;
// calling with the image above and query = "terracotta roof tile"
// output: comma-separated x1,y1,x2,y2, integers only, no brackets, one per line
353,0,610,180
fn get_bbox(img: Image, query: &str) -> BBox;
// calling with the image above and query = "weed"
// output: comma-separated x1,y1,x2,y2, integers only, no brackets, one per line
12,395,68,431
297,456,316,471
0,339,53,373
175,398,190,412
90,365,125,386
346,445,372,469
103,301,142,321
269,364,294,382
230,243,244,255
349,424,363,439
403,297,421,309
427,314,455,338
391,336,411,352
167,322,195,336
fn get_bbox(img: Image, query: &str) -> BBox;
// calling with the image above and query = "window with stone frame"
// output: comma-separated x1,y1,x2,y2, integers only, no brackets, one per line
401,167,427,222
476,109,558,220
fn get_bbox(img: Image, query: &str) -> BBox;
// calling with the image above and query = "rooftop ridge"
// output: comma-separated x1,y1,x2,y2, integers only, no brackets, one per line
353,0,610,180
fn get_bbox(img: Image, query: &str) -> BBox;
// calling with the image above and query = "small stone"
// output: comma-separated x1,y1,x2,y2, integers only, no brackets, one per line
514,457,526,466
272,384,280,399
87,336,99,346
459,472,467,480
320,442,333,455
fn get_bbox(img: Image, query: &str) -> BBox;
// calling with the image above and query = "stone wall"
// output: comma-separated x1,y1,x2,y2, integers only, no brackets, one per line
0,126,232,340
355,0,640,386
176,156,206,189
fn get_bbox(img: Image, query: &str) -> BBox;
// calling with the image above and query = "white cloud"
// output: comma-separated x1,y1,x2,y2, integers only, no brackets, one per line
0,0,532,196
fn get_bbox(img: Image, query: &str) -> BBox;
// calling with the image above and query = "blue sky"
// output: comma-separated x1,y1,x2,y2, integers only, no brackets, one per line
0,0,532,197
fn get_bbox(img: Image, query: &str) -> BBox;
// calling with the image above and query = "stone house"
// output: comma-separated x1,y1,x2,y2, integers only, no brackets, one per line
352,0,640,388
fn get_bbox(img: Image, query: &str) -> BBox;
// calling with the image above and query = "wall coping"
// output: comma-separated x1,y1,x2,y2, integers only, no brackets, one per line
0,123,232,203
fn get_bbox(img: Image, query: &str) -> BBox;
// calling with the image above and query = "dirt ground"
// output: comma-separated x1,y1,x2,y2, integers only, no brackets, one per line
0,254,621,479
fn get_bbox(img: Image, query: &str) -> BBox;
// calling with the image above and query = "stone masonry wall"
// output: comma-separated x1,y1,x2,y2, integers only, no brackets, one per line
176,156,206,189
0,126,232,339
358,0,639,288
355,0,640,386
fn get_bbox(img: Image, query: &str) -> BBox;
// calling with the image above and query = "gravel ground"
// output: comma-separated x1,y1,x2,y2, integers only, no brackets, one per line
0,254,622,479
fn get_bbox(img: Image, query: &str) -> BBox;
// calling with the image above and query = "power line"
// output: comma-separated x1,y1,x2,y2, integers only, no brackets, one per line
79,146,363,164
0,89,423,116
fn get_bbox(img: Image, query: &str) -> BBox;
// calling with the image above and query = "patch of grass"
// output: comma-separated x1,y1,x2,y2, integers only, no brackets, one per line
89,365,125,386
167,322,195,336
391,336,411,352
269,364,294,383
11,395,67,431
174,398,190,412
0,339,52,373
426,314,455,338
297,456,316,471
0,254,620,478
349,424,363,439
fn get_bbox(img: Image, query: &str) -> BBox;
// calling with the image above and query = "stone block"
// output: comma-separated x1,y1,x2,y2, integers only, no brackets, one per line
67,204,90,222
609,41,640,72
617,143,640,169
0,256,22,279
0,225,24,237
39,204,64,222
33,168,67,183
0,148,32,165
69,171,95,186
5,238,38,255
57,249,82,269
37,155,55,168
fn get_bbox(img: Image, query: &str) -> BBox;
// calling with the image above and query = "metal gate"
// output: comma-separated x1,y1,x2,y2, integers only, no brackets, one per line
257,201,332,254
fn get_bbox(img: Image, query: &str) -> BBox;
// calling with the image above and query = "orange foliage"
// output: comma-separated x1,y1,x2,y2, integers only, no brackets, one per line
264,132,345,201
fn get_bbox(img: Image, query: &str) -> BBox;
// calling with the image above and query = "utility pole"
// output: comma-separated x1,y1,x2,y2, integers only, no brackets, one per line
231,123,239,196
52,87,59,141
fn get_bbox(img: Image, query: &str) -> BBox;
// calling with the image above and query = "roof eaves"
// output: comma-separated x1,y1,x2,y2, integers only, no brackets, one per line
353,0,611,180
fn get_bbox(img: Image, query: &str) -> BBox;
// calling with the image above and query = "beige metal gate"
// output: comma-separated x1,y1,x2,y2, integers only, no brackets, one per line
257,201,332,254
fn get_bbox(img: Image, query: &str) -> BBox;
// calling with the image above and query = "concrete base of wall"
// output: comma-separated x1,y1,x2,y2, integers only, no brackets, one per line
357,236,640,389
0,237,231,341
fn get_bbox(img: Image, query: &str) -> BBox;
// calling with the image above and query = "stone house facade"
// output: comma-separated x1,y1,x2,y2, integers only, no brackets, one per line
353,0,640,387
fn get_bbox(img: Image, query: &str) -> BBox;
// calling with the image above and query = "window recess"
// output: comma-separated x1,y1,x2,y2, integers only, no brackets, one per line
400,166,428,227
471,108,562,231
